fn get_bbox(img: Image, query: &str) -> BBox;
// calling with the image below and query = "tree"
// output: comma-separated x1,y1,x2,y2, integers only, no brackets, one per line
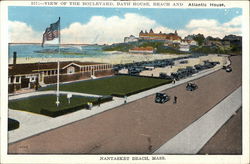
193,34,205,46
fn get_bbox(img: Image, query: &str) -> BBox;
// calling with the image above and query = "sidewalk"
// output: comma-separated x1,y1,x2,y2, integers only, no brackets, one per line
153,87,242,154
8,65,223,143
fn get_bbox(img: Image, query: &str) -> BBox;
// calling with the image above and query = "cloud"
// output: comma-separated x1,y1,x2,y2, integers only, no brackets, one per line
61,13,158,44
8,21,42,43
186,19,219,29
8,14,242,44
182,16,242,38
223,15,241,27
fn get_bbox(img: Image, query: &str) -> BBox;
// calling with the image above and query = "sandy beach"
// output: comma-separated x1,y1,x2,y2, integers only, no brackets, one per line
9,51,189,65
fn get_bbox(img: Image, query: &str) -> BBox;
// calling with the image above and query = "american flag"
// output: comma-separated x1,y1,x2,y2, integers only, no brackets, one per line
42,17,60,47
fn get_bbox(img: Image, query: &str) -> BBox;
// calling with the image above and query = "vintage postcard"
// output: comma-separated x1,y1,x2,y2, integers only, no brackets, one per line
0,0,249,163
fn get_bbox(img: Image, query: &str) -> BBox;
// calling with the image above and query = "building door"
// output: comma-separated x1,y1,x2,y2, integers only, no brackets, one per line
39,73,43,82
91,68,94,76
21,76,29,88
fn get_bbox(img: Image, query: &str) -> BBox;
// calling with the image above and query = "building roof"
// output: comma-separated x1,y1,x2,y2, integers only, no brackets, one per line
139,29,181,41
9,61,105,76
130,46,154,51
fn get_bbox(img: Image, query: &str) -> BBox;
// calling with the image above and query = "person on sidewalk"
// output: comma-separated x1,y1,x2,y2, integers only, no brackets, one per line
173,96,177,104
98,97,101,107
89,102,93,109
172,78,176,84
124,95,127,104
87,102,90,110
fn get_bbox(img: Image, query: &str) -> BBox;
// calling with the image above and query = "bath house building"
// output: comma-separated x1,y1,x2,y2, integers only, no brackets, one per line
8,60,114,93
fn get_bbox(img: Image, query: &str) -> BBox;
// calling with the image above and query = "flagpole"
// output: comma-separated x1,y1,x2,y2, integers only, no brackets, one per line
56,17,61,107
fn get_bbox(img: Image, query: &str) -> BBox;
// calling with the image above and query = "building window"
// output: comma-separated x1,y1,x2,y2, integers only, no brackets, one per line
16,76,20,83
67,66,75,74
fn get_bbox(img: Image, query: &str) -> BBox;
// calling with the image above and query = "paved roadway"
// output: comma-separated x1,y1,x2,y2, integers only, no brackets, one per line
153,87,241,154
8,55,242,154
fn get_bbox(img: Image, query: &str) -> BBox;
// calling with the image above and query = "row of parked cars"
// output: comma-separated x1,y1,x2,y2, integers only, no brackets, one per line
113,56,195,75
114,53,215,73
114,54,226,79
159,60,220,81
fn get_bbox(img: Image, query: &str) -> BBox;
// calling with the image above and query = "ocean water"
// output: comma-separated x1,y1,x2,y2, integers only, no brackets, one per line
8,44,108,59
8,44,195,64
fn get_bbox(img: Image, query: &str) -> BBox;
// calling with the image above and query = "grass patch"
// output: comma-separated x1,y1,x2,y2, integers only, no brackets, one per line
9,94,98,115
41,76,171,97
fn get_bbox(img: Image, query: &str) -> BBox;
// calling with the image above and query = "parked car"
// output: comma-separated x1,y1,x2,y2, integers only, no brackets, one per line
159,73,172,80
186,82,198,91
155,93,170,104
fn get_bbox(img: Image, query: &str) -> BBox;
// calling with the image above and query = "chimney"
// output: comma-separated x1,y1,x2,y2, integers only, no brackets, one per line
13,51,17,65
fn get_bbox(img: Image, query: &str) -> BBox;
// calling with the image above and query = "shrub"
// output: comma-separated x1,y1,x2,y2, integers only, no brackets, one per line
8,118,20,131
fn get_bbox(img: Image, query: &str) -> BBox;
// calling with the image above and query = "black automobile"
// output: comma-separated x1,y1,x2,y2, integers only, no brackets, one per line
186,82,198,91
225,66,232,72
155,93,170,104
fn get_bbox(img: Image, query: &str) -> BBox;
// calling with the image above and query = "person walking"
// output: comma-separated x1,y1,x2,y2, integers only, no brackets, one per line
173,78,176,84
124,95,127,104
98,97,101,107
173,96,177,104
89,102,93,109
87,102,90,109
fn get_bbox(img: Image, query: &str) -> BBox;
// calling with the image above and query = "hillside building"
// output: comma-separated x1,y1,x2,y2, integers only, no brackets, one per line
129,46,156,54
124,35,139,43
139,29,181,42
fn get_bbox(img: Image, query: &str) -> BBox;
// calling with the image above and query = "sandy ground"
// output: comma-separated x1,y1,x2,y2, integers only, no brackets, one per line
8,55,241,154
9,52,188,65
198,108,242,154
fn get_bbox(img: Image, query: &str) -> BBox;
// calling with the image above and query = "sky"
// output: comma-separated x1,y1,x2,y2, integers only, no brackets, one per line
8,7,242,44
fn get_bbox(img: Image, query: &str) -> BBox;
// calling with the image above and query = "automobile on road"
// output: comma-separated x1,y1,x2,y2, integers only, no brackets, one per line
186,82,198,91
155,93,170,104
225,66,232,72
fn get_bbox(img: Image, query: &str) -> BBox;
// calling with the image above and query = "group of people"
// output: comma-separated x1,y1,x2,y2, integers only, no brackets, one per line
87,102,93,110
87,97,102,110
